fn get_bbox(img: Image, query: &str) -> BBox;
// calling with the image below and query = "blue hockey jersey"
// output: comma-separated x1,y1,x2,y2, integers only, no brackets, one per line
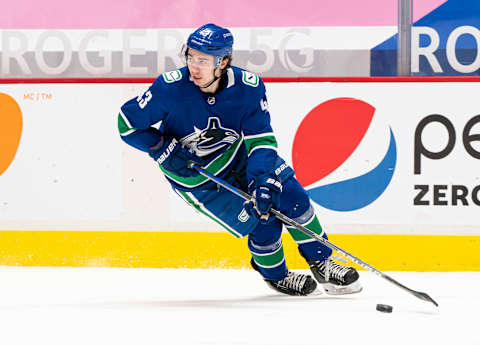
118,66,279,191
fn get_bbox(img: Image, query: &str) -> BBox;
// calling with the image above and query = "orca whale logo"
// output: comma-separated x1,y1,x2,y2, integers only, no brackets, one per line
181,117,239,157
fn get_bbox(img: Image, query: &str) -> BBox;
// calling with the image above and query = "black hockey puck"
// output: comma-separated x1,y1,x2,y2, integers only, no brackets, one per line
376,304,393,313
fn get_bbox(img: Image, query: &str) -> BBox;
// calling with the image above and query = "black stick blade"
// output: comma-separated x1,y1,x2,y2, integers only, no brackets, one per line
413,291,439,307
382,274,438,307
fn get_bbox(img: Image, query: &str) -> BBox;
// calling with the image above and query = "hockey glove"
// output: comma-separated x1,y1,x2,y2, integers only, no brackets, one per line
244,174,283,224
148,136,200,178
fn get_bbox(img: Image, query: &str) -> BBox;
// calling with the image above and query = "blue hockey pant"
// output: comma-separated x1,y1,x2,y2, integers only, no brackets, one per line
174,176,332,281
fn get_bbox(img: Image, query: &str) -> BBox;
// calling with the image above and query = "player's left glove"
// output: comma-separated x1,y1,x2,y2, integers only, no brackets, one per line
244,174,283,224
148,136,201,178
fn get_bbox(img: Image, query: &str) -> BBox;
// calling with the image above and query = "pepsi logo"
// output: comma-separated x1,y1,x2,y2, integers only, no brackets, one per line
292,97,396,211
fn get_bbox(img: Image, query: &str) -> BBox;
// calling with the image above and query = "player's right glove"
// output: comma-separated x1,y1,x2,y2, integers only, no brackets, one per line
148,136,200,177
244,174,283,224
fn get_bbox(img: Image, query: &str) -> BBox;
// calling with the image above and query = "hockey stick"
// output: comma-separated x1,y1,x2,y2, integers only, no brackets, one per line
188,161,439,307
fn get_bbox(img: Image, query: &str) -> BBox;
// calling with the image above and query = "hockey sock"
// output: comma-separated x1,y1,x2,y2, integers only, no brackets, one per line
286,214,324,243
286,214,332,262
248,237,288,281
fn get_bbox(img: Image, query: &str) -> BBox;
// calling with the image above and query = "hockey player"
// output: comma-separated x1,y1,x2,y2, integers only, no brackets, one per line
118,23,361,296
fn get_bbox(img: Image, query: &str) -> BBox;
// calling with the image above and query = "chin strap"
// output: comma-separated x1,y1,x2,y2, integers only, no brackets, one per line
199,68,220,89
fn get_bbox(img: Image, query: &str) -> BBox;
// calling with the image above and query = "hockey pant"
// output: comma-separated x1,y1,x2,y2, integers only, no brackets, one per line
175,176,332,282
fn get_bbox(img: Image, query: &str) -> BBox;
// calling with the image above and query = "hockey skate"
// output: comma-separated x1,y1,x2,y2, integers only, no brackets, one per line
307,258,362,295
251,259,317,296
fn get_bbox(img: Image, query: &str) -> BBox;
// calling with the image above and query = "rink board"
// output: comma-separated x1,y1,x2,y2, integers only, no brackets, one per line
1,78,480,270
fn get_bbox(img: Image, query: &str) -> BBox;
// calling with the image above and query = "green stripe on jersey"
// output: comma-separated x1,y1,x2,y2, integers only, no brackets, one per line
251,245,285,268
244,134,277,155
159,135,244,188
118,112,136,136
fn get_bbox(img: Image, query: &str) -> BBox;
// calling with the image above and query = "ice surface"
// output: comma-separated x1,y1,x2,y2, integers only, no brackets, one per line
0,267,478,345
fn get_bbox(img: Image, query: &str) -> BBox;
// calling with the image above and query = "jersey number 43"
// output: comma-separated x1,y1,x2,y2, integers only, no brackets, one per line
137,90,153,109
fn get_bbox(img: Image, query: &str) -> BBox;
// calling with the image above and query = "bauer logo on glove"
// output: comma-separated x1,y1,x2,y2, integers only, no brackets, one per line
149,136,202,178
265,177,282,192
157,138,178,164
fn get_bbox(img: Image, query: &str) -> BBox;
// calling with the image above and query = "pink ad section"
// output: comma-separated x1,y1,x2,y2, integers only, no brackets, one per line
2,0,447,29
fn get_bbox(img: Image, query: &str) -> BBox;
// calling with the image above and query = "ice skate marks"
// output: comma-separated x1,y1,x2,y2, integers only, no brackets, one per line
292,98,396,211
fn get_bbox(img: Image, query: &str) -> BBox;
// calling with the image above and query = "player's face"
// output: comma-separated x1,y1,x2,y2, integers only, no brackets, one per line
186,49,216,86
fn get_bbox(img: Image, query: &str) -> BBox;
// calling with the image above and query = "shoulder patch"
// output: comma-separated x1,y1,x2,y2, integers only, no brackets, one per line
242,71,259,87
162,69,183,83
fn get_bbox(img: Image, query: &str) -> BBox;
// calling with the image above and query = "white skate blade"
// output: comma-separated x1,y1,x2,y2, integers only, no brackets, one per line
321,281,363,295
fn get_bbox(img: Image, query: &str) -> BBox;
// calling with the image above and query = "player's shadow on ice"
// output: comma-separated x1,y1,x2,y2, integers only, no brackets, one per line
0,294,356,311
85,294,357,310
